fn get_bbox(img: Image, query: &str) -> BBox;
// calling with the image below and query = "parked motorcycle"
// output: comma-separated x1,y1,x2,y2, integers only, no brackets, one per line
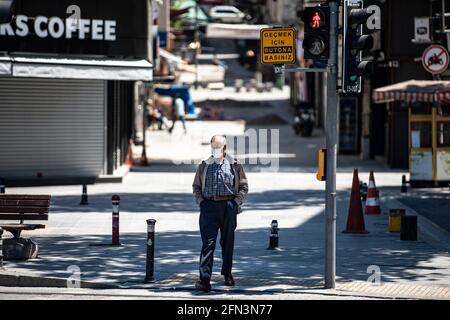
293,102,315,137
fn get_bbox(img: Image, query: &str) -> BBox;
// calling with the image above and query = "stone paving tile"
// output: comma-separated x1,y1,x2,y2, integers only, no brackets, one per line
145,272,450,299
338,281,450,299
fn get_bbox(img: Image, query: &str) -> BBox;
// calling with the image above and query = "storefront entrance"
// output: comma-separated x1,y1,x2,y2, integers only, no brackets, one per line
409,102,450,186
373,80,450,187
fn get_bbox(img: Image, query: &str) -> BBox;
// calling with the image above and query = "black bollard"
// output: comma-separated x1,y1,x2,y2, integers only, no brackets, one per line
0,177,5,194
112,195,121,246
359,181,368,202
145,219,157,283
401,175,408,193
80,184,88,205
400,216,417,241
361,182,368,202
0,227,3,269
267,220,279,250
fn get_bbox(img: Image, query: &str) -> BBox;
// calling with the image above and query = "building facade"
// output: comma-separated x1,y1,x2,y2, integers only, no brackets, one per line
0,0,153,185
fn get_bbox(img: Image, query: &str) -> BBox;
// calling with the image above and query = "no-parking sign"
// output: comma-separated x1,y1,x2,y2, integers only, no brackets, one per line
422,45,449,75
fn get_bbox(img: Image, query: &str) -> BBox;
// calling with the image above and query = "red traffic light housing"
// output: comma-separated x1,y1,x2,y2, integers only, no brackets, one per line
302,5,330,61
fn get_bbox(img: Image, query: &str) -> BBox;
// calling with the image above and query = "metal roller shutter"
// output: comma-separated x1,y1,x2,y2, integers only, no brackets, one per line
0,78,106,180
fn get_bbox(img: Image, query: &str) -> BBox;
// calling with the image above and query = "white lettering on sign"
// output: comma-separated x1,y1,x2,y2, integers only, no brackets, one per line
49,17,65,39
15,15,29,37
35,16,49,38
0,15,117,41
345,84,361,93
104,20,117,41
78,19,90,39
92,20,104,40
0,23,14,36
65,19,75,39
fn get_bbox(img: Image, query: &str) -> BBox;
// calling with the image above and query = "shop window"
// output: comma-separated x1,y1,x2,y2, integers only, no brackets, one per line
411,122,432,148
437,122,450,147
410,102,432,115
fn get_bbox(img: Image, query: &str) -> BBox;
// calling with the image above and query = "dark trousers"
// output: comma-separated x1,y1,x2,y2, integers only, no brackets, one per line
168,116,186,133
199,199,238,282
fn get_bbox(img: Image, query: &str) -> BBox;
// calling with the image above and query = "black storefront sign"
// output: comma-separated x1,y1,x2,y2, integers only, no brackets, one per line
0,0,151,60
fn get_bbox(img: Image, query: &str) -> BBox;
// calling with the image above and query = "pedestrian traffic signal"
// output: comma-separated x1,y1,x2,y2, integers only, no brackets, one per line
302,5,330,62
342,1,374,94
0,0,14,24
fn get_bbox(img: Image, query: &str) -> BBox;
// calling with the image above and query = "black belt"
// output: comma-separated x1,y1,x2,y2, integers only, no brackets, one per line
204,195,236,201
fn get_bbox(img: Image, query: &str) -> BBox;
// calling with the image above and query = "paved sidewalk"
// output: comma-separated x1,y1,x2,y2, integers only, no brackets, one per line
1,168,449,299
2,102,450,299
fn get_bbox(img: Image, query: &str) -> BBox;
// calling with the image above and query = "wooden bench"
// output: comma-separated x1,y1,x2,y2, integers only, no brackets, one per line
0,195,51,239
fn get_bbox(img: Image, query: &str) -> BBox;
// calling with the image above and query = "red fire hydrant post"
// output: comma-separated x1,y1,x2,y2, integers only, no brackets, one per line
112,195,121,246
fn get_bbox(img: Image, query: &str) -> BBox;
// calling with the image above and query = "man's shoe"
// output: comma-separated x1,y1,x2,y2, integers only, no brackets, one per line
224,274,235,287
195,280,212,293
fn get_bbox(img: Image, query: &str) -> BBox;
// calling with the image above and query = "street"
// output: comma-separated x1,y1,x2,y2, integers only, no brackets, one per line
1,111,450,300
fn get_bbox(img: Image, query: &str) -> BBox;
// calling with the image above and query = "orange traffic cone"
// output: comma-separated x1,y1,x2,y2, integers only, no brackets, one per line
343,169,369,234
125,138,134,167
365,171,381,215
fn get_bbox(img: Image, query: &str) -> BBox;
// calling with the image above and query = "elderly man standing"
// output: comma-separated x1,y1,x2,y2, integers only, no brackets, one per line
192,135,249,292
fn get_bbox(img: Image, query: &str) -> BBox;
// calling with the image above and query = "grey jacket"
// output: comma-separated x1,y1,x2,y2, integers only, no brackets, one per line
192,154,249,213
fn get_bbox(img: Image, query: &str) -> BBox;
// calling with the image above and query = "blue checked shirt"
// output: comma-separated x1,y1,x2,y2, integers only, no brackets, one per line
203,158,236,198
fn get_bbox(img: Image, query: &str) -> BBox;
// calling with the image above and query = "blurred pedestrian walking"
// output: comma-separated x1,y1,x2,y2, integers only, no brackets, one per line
168,93,187,134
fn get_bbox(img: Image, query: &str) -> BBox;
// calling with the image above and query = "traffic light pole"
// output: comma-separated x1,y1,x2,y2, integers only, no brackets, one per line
324,0,339,290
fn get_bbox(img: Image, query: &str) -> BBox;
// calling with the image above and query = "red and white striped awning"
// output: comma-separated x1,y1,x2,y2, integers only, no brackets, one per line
372,80,450,104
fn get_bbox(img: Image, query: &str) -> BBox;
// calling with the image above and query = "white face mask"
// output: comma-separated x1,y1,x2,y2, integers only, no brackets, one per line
211,147,223,159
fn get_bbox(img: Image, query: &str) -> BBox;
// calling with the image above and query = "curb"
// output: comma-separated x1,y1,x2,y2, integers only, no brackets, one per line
0,271,120,289
1,271,448,300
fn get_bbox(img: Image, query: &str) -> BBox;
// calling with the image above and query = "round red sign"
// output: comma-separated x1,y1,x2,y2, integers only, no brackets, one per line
422,45,449,75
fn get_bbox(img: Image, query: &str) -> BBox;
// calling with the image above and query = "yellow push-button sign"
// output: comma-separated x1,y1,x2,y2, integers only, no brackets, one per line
260,27,297,65
317,149,326,181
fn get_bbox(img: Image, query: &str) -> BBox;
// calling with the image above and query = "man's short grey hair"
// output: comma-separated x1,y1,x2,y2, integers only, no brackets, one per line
211,135,227,148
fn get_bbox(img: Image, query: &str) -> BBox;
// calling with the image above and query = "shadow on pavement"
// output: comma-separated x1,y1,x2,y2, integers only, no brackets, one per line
3,195,449,289
46,190,325,214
